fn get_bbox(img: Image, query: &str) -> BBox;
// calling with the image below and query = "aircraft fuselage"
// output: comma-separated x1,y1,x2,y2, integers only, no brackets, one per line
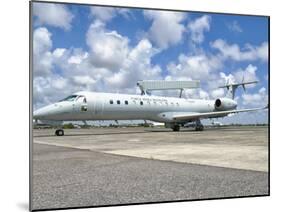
33,91,237,123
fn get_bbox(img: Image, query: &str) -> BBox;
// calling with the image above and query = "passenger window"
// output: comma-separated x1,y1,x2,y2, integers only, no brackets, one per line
125,100,128,105
110,100,113,104
117,100,121,104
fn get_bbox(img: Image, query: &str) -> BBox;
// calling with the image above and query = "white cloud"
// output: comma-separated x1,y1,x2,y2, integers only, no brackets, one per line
72,76,96,85
33,75,70,109
144,10,186,49
165,50,228,100
33,27,53,76
53,48,66,58
127,39,159,65
187,15,211,44
90,7,116,22
199,90,209,99
242,87,268,107
33,22,164,108
211,88,225,98
167,53,222,80
33,28,92,108
104,39,162,90
234,64,259,86
90,7,131,22
86,20,129,70
68,51,88,64
33,27,52,55
33,3,74,30
227,20,243,33
219,72,235,84
211,39,268,62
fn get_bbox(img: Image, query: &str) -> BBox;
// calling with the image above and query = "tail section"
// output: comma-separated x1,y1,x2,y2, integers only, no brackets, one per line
218,80,258,99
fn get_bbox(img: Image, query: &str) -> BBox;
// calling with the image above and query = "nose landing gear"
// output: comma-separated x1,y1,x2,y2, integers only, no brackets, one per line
55,129,64,136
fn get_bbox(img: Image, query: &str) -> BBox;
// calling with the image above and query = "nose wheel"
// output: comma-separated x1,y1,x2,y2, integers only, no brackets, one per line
55,129,64,136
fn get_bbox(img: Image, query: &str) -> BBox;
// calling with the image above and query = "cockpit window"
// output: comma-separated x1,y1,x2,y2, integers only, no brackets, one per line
60,94,87,103
76,96,86,103
60,95,78,102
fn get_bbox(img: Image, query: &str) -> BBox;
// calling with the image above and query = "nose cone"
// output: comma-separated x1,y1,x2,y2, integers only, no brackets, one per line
34,103,62,120
33,106,51,120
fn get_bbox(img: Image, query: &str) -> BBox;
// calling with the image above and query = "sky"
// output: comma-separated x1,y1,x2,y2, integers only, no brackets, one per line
32,2,269,124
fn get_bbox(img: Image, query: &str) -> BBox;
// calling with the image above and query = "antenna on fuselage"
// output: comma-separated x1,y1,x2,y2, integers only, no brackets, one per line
137,80,200,98
218,79,258,99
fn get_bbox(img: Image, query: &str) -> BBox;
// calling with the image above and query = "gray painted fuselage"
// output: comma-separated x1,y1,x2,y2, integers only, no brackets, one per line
34,91,236,123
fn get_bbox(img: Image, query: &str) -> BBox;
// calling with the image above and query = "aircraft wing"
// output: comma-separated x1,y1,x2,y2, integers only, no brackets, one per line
173,105,268,121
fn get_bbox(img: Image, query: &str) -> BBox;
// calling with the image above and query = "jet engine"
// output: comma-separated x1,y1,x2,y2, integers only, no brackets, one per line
214,98,237,111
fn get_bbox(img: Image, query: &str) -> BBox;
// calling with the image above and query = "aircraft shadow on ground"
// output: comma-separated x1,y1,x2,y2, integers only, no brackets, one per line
33,130,164,137
33,127,256,137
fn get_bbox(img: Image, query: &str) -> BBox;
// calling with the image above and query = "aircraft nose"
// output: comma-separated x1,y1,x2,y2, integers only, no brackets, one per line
33,107,49,119
33,103,68,120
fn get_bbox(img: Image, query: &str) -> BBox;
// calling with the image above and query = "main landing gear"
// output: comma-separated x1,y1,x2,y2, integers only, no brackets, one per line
171,121,204,132
195,120,204,131
55,129,64,136
172,125,180,131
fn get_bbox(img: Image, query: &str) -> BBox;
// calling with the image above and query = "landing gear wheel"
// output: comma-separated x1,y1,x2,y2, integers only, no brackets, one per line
195,125,204,131
195,120,204,131
55,129,64,136
172,125,180,131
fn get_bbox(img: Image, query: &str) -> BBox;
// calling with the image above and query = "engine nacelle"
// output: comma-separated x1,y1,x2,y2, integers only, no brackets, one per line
214,98,237,111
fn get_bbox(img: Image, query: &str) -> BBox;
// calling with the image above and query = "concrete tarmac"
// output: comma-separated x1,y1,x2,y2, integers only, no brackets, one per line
32,143,268,210
32,126,269,210
34,126,268,172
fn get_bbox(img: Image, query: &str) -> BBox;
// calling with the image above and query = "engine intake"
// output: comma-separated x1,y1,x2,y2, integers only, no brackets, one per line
215,99,221,108
214,98,237,111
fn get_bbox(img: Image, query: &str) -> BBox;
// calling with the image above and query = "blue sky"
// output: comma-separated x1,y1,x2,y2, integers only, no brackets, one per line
32,2,269,124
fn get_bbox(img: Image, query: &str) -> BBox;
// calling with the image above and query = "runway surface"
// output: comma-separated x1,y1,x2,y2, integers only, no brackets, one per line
31,126,269,210
34,126,268,171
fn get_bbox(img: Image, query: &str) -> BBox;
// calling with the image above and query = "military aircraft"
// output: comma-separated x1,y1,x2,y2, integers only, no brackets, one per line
33,80,267,136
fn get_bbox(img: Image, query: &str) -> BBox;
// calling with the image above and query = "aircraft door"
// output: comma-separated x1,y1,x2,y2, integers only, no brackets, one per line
94,96,104,115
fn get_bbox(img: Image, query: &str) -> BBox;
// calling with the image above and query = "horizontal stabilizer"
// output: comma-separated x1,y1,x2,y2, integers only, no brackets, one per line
218,80,258,89
218,80,258,99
